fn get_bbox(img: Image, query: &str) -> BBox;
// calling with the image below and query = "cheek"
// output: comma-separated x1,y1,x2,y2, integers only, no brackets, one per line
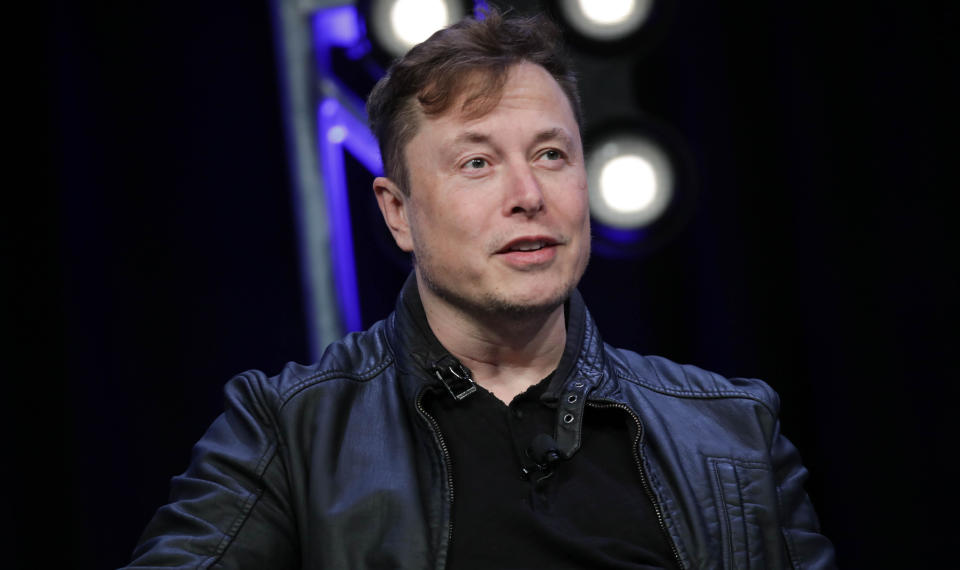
563,169,589,210
407,197,477,255
426,188,491,236
561,181,591,226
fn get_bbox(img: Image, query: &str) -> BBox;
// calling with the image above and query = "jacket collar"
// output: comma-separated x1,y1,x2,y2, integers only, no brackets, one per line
388,273,610,458
391,273,474,399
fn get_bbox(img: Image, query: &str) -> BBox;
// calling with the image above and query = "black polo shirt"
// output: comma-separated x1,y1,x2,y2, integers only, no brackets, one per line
420,318,678,568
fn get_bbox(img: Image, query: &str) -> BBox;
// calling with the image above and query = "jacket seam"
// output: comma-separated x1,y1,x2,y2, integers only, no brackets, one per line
776,483,804,569
276,355,395,410
202,443,280,568
773,460,804,569
614,370,778,417
732,460,751,570
709,458,735,570
643,451,690,569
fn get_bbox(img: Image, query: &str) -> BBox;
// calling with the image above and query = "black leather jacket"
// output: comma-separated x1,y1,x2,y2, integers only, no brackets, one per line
127,279,836,569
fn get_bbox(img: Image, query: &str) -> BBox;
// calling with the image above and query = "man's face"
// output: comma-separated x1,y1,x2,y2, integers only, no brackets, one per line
376,62,591,317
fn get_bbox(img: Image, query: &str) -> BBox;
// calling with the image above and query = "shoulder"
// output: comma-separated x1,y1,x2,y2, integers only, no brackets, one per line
222,318,398,413
601,345,780,416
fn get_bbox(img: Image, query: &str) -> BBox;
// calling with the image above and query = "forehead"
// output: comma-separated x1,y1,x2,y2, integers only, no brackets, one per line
419,63,579,138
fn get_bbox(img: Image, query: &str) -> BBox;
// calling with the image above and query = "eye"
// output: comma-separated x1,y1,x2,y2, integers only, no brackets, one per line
536,148,567,168
463,157,488,169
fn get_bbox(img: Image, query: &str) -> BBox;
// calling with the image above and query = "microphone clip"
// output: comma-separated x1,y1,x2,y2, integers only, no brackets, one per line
523,433,561,483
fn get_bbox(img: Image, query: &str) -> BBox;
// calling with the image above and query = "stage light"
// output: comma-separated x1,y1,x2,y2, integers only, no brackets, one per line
587,134,673,229
582,0,636,24
369,0,465,57
557,0,654,41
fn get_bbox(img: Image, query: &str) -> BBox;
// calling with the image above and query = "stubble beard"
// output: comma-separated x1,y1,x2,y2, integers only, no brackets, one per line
414,251,589,322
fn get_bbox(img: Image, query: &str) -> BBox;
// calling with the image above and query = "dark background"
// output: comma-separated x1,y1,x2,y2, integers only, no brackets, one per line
14,0,954,567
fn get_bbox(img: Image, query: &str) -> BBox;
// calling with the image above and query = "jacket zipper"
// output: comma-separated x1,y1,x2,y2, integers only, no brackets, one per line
587,400,685,569
416,389,455,566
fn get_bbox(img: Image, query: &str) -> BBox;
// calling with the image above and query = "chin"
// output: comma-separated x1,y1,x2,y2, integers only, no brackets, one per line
419,252,589,319
481,279,577,317
424,274,569,319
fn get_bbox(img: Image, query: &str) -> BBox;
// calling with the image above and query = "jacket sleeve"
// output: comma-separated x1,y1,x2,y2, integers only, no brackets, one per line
124,371,299,569
769,415,837,569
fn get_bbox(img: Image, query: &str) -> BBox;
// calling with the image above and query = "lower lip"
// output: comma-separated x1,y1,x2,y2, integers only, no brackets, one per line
498,245,558,267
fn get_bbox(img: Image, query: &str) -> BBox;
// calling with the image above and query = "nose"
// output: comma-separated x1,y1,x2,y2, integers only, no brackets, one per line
504,163,545,217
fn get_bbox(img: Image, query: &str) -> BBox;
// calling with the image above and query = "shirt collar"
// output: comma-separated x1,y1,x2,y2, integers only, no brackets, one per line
392,272,592,404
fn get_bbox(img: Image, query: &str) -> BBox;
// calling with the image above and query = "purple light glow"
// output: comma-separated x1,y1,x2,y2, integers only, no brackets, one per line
317,96,385,332
312,5,363,48
311,4,384,333
596,224,647,244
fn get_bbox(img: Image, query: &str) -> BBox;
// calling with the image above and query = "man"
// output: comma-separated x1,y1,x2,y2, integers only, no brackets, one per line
126,8,835,569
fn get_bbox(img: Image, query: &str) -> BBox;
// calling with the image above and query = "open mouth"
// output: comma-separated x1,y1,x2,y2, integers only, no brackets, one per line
497,237,559,254
509,240,548,252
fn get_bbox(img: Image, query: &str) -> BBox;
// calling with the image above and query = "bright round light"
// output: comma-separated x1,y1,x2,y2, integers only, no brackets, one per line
390,0,449,49
599,155,656,213
559,0,653,41
580,0,636,25
586,134,674,229
371,0,463,57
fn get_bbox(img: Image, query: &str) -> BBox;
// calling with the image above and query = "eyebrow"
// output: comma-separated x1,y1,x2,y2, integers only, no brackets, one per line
452,131,492,147
531,127,574,148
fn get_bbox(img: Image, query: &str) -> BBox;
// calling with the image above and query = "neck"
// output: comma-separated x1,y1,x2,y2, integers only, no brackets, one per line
417,279,567,405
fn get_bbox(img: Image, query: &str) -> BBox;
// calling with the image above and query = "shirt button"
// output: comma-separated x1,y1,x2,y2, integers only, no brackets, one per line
513,408,524,419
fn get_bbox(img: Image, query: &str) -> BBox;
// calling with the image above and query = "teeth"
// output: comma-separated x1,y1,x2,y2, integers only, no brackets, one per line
513,241,544,252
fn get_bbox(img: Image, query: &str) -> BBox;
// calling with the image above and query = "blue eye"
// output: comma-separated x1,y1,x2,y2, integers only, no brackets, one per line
542,149,562,160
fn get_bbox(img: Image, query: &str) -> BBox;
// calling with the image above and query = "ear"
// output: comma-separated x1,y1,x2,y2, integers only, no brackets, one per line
373,176,414,252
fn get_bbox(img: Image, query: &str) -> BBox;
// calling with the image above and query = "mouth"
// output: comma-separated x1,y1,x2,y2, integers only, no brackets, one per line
496,236,560,254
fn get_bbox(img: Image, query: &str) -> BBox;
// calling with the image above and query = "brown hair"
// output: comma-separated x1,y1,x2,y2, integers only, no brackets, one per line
366,6,581,195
